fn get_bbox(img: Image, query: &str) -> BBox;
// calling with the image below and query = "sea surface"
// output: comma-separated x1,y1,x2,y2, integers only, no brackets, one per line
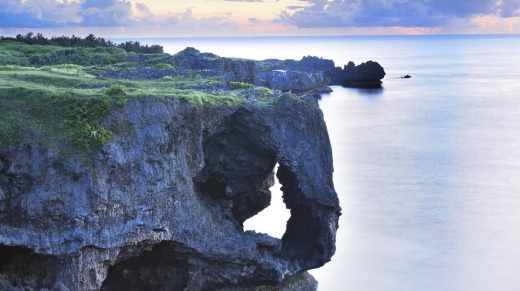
124,35,520,291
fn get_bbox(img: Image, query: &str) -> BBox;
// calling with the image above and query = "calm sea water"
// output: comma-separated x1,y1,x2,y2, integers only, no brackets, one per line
127,35,520,291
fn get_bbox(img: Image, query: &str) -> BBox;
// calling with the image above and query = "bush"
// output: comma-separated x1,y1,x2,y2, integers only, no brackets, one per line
0,41,127,67
62,97,113,149
106,83,127,96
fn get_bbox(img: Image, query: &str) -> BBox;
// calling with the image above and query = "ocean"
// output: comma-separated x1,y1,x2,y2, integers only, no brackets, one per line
127,35,520,291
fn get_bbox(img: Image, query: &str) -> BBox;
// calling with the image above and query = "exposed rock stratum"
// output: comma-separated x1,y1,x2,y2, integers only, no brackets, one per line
0,95,341,290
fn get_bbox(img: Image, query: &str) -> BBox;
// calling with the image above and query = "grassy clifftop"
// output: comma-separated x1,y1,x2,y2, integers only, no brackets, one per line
0,41,275,151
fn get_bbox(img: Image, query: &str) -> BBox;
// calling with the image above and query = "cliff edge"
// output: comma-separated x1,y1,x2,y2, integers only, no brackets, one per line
0,94,341,290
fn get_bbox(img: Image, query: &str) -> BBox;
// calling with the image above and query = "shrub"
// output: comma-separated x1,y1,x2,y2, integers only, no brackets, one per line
106,83,127,96
62,97,113,148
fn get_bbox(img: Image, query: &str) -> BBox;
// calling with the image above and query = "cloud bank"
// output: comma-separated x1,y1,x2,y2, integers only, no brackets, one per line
0,0,136,28
0,0,519,35
277,0,520,28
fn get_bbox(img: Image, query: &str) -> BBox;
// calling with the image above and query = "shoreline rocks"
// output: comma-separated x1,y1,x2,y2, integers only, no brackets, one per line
255,57,386,91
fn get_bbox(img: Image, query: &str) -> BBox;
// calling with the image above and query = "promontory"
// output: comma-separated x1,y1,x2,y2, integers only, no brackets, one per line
0,36,382,290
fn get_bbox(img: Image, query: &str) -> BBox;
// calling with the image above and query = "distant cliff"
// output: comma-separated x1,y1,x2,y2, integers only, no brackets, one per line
256,56,386,90
89,47,386,91
0,94,341,290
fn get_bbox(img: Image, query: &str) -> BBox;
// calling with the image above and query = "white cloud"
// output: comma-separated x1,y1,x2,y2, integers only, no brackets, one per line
277,0,520,29
1,0,520,35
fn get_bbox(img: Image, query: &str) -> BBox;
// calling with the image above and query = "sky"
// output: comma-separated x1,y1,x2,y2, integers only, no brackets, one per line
0,0,520,37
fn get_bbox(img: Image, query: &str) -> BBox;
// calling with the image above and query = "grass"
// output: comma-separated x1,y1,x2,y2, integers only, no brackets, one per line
230,81,252,90
0,41,128,66
0,41,280,151
0,64,246,151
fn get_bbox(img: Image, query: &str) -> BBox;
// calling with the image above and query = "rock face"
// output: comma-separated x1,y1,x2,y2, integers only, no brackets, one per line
92,47,256,85
255,57,336,91
337,61,386,88
256,70,330,91
90,47,385,91
0,95,341,290
255,56,386,91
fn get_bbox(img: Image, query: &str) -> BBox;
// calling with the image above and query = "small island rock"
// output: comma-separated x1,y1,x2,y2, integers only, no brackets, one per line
337,61,386,88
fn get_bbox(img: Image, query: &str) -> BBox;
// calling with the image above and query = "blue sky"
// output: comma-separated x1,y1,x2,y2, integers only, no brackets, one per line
1,0,519,37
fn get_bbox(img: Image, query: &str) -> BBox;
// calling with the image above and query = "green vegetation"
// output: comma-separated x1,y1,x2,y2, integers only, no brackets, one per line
230,81,253,90
1,32,163,54
0,36,282,151
0,47,249,151
0,66,247,150
255,86,273,95
177,90,244,105
153,63,173,69
0,66,113,149
0,40,127,66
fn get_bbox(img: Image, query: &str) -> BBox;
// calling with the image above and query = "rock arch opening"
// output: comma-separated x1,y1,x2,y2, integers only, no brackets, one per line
243,163,290,238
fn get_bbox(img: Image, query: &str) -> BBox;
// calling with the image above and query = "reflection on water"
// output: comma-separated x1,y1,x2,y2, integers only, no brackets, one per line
347,86,385,97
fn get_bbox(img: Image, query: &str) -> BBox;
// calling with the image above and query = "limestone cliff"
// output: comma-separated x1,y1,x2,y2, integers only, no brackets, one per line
0,94,341,290
255,56,386,91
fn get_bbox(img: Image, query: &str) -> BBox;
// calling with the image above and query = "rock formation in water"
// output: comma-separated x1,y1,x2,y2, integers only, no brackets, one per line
0,94,341,290
336,61,387,88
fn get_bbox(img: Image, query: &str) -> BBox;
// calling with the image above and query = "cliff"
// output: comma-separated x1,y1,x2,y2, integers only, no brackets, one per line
255,56,386,91
0,94,341,290
89,48,385,91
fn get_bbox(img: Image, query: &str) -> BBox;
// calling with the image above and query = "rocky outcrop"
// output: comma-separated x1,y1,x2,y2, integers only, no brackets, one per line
255,57,336,91
256,70,330,91
169,47,256,84
336,61,386,88
255,56,385,91
0,95,341,290
92,48,385,91
92,48,256,85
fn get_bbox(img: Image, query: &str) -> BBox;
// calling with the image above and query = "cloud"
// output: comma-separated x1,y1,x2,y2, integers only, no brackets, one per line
81,0,117,10
0,0,82,27
219,0,280,2
79,0,134,27
1,0,519,36
0,11,65,28
497,0,520,17
0,0,263,37
277,0,520,28
0,0,134,28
